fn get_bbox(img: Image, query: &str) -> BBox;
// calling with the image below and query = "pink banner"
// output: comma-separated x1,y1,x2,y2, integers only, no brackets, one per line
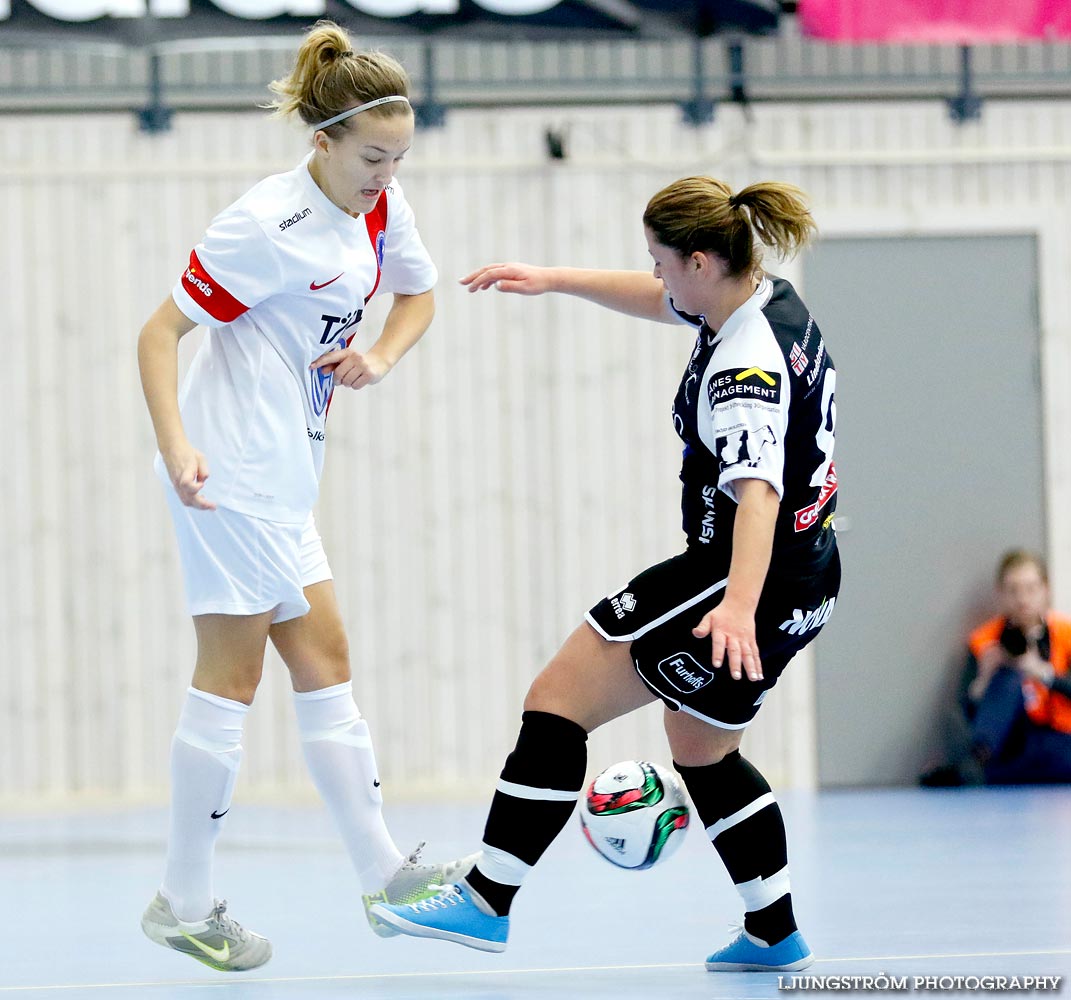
798,0,1071,43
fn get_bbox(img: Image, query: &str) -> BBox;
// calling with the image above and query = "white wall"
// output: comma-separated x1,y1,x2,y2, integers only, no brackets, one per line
3,99,1069,803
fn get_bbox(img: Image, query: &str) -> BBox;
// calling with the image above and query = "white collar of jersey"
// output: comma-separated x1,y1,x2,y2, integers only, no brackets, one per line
314,96,411,131
709,275,773,345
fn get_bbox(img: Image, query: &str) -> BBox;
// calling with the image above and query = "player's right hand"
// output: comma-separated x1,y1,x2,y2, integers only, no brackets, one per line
460,262,552,295
692,600,762,682
162,441,216,510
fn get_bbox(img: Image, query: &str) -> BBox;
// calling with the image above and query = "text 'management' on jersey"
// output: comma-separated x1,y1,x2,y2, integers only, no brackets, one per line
707,368,782,408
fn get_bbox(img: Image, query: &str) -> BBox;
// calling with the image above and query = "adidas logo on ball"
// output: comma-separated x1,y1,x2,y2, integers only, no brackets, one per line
579,760,690,870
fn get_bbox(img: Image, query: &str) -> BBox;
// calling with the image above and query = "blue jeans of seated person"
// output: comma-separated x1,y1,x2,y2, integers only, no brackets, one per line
973,667,1071,784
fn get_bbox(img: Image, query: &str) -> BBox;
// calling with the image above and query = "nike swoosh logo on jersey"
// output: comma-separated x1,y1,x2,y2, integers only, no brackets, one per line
179,931,230,964
211,809,229,819
310,273,344,290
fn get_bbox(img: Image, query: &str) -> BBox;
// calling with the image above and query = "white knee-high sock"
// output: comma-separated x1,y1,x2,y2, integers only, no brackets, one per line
293,681,404,891
161,687,247,922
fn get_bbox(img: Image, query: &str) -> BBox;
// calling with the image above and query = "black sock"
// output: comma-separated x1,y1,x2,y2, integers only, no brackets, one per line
676,751,798,945
467,710,588,916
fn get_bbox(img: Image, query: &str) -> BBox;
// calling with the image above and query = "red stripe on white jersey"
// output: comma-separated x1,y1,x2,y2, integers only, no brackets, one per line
182,250,249,323
362,190,388,306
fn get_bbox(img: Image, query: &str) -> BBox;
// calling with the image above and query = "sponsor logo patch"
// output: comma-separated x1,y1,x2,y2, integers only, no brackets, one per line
183,265,213,298
805,341,826,388
708,368,782,407
697,484,716,544
279,207,311,231
790,341,809,376
180,251,247,322
794,464,838,532
657,652,714,694
779,596,836,636
715,425,778,469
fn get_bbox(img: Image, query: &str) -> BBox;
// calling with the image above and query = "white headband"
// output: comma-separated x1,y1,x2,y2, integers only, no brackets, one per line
314,96,411,131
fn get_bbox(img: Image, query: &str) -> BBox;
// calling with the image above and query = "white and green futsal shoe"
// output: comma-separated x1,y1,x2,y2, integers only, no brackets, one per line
361,842,481,938
141,892,272,971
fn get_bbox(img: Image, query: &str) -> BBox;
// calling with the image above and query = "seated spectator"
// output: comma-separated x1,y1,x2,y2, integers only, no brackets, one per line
921,550,1071,786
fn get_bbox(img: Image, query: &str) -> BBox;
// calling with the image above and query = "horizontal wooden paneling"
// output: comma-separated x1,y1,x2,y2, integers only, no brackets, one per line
3,100,1069,803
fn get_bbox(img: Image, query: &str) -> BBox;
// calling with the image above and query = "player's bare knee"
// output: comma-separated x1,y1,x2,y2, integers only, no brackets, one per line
665,711,742,767
523,676,592,731
288,640,351,691
316,629,350,678
192,669,262,706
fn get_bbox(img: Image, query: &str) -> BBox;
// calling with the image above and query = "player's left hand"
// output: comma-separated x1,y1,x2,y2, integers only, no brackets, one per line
693,600,763,682
310,348,392,390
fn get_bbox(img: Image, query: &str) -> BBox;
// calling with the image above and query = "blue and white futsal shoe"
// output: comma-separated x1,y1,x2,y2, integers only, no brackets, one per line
705,926,814,972
370,882,509,953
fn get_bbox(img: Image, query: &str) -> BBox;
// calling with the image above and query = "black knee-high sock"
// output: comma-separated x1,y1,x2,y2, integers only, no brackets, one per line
464,710,588,916
675,751,798,945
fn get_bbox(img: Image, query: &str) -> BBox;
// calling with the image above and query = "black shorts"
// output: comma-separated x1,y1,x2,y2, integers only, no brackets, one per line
586,547,841,730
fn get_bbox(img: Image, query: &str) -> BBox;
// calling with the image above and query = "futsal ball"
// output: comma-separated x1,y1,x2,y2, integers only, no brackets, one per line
579,760,690,870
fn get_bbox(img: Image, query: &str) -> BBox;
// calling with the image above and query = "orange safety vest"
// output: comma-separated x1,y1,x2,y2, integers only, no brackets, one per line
968,613,1071,735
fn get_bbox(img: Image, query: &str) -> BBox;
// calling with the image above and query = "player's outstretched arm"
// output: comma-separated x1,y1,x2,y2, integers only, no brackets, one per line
137,296,216,510
461,263,678,324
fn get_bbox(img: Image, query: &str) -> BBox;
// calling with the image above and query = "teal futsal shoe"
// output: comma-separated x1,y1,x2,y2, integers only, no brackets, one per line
361,844,481,938
370,882,509,953
705,927,814,972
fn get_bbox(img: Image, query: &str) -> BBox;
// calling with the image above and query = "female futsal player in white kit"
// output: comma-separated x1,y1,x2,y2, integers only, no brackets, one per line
136,21,473,971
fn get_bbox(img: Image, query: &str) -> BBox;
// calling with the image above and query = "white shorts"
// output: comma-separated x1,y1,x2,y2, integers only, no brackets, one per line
163,487,332,623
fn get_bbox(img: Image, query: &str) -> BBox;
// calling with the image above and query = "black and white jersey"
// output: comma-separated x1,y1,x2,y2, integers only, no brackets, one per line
670,275,837,577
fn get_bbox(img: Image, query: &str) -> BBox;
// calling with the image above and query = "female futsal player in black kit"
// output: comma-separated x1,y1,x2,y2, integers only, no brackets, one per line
374,176,840,972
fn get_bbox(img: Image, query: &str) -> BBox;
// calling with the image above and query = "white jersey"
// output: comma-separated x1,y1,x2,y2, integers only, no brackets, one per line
162,153,437,523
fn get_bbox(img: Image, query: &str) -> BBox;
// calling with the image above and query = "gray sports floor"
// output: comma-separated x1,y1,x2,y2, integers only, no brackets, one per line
2,788,1068,998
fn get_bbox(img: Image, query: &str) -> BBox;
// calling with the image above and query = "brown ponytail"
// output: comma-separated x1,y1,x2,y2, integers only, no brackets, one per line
267,20,410,135
643,177,816,276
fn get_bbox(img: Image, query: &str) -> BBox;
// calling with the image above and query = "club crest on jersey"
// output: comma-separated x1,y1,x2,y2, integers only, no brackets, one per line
375,230,386,267
309,340,345,418
708,368,782,407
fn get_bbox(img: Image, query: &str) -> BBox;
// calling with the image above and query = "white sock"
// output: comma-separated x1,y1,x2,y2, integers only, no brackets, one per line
293,682,404,892
161,687,247,922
